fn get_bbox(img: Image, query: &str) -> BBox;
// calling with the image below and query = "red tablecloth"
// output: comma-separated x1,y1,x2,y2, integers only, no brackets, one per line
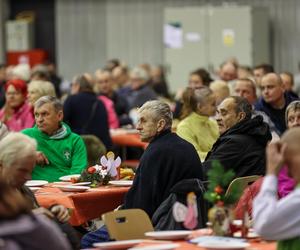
111,133,148,149
35,185,129,226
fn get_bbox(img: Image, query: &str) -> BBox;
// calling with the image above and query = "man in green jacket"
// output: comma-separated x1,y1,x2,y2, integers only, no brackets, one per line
22,95,87,182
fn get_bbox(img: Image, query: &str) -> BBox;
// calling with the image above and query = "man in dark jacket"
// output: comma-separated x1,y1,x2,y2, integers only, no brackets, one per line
63,75,112,150
123,100,204,217
81,100,204,248
203,96,272,178
254,73,298,135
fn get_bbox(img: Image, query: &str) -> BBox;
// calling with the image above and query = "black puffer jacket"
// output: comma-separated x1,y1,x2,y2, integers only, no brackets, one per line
203,116,272,178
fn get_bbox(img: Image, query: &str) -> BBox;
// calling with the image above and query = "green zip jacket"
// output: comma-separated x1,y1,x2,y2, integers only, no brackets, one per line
22,123,87,182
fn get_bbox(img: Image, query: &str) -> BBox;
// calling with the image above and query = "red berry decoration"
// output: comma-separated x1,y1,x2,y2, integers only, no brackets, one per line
87,167,96,174
214,185,223,194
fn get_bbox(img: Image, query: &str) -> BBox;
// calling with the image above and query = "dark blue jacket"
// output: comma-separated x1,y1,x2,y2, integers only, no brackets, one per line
254,92,298,134
63,91,112,149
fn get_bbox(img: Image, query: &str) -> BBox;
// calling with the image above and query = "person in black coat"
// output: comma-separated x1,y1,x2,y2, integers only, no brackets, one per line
203,96,272,178
81,100,204,248
63,75,112,150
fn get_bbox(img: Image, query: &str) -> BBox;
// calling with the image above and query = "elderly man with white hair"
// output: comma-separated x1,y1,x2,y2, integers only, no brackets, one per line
81,100,205,248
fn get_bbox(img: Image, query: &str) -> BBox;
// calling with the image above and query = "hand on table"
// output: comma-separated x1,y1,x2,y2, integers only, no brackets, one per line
50,205,70,223
266,141,287,176
36,151,49,166
188,228,213,239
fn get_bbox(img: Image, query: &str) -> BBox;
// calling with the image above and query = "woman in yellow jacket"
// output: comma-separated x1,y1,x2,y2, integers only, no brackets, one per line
176,87,219,162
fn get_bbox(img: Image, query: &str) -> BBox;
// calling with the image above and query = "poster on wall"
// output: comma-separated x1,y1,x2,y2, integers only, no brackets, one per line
164,22,183,49
222,29,235,47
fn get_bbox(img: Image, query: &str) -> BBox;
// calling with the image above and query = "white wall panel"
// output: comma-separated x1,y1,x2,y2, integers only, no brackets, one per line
56,0,300,80
55,0,106,80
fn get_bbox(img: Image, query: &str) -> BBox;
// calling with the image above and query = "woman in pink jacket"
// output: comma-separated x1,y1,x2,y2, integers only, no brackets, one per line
0,79,34,131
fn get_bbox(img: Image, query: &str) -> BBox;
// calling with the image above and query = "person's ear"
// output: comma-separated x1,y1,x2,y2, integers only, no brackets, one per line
58,110,64,121
157,119,166,132
238,112,246,121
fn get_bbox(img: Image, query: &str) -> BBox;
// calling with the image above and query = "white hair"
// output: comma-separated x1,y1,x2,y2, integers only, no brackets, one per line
138,100,173,130
0,133,37,168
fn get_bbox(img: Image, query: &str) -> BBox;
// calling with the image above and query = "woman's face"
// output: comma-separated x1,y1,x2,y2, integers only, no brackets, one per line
28,87,41,106
5,85,25,108
287,109,300,129
189,74,203,89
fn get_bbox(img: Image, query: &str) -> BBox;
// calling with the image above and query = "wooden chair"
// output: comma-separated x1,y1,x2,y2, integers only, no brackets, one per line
225,175,261,198
102,209,154,240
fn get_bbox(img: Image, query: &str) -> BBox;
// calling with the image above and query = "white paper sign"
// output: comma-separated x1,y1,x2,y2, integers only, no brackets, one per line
164,23,183,49
185,32,201,42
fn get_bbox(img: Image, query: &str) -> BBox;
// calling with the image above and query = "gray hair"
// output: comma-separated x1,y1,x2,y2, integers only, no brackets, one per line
236,77,257,95
34,96,63,112
73,74,93,92
286,100,300,125
229,96,252,120
28,80,56,98
138,100,173,130
130,67,149,81
0,133,37,168
181,86,214,119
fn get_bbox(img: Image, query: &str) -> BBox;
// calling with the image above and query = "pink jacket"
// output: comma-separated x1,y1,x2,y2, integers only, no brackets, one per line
98,95,119,129
0,102,34,132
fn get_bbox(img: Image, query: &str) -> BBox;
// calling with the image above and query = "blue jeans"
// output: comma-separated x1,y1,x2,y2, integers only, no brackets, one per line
81,225,110,248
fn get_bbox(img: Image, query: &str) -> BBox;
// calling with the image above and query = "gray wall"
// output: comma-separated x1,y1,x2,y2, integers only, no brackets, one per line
56,0,300,81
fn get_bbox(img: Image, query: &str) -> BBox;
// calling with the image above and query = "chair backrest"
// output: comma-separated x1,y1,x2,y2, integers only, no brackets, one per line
225,175,261,198
102,209,154,240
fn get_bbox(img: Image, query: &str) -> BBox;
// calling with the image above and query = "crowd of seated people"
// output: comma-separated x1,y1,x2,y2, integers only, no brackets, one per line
1,57,300,249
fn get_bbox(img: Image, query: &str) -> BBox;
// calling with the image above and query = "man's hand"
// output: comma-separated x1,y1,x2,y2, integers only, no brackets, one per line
50,205,70,223
32,207,55,219
266,141,287,176
36,151,49,165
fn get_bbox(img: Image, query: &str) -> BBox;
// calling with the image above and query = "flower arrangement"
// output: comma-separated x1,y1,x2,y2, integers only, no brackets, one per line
77,151,121,187
204,160,242,236
204,160,241,206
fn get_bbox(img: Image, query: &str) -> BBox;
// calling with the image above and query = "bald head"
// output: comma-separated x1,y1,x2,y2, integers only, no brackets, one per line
260,73,285,108
261,73,282,86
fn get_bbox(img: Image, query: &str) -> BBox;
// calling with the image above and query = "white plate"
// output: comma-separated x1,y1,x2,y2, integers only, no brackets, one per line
145,231,191,240
53,185,90,192
29,187,41,192
71,182,91,186
109,180,133,186
59,174,80,181
233,231,259,239
25,180,48,187
197,241,250,250
129,243,180,250
93,239,142,249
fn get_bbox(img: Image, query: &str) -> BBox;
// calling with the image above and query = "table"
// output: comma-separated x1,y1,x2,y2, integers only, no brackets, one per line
88,240,276,250
139,241,276,250
111,129,147,149
110,129,148,163
35,185,129,226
